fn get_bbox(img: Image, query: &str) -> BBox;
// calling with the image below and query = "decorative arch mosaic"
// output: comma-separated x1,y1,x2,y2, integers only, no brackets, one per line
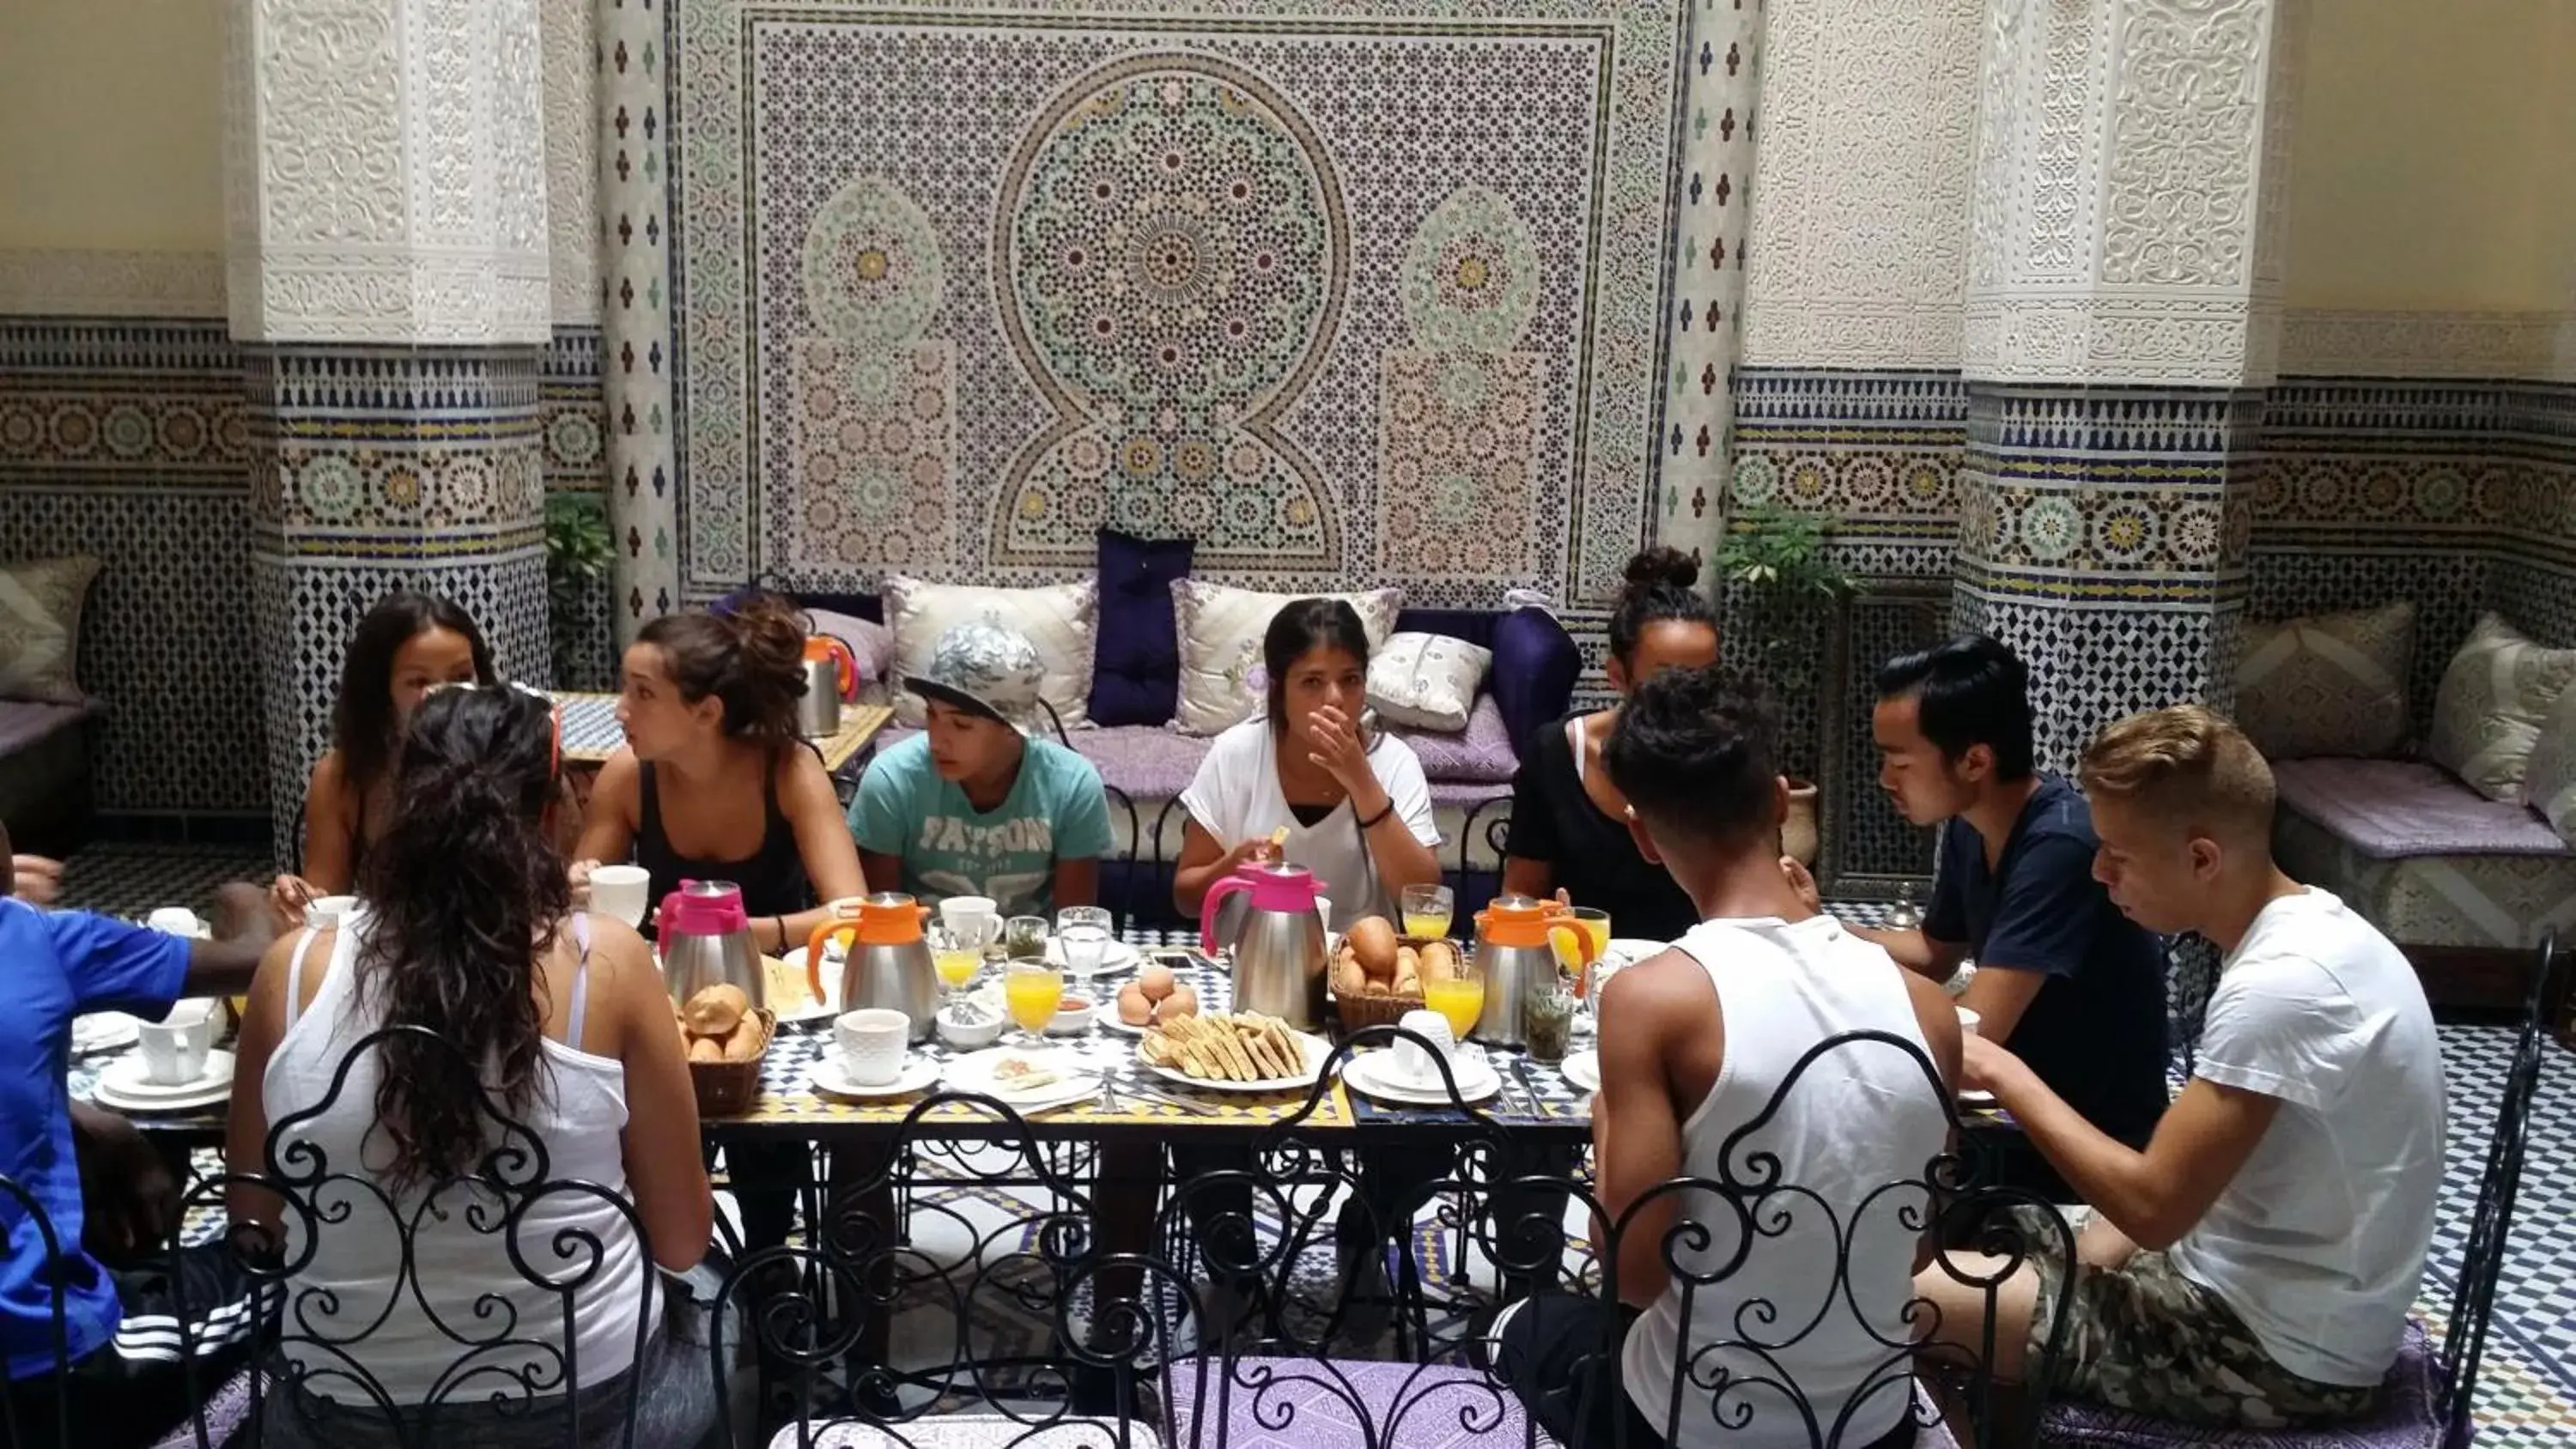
657,0,1693,610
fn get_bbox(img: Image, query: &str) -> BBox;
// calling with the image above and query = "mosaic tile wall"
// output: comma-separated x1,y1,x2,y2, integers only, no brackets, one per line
0,320,606,817
636,0,1696,669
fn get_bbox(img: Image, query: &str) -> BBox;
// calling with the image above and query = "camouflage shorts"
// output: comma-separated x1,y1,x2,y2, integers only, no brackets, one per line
2021,1210,2382,1428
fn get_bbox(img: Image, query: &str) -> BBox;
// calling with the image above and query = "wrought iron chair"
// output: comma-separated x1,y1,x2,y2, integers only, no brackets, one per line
1160,1028,2063,1449
197,1022,688,1448
2038,932,2561,1449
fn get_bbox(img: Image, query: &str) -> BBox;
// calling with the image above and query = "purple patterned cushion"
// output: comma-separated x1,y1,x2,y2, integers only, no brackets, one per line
1387,695,1519,785
2275,757,2570,858
1091,529,1196,727
148,1368,256,1449
1165,1358,1562,1449
2038,1320,2439,1449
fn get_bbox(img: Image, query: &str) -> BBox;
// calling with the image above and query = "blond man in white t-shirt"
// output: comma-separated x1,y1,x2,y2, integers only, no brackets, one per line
1919,705,2445,1428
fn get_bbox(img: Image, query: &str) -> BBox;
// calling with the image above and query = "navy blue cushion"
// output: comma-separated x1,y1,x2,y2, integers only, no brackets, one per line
1089,529,1196,727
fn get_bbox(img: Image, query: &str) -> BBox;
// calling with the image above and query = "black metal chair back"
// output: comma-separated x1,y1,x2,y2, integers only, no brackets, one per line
197,1023,667,1449
0,1173,75,1449
2433,930,2559,1447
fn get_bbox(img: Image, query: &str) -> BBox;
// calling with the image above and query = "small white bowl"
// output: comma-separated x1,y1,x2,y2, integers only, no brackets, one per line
1048,995,1097,1036
936,1005,1006,1050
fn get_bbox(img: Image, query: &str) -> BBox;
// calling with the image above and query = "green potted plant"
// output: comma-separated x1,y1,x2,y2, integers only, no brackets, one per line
544,493,615,689
1714,504,1856,866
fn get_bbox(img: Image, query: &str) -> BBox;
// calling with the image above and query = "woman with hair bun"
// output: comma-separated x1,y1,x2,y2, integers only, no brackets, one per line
1501,544,1718,942
572,592,866,951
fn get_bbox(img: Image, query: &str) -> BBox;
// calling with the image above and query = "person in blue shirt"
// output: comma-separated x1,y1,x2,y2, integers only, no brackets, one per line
0,831,276,1447
851,622,1115,918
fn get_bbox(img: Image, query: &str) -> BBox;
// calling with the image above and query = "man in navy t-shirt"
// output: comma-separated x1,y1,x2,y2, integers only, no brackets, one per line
1,846,272,1446
1791,634,2171,1202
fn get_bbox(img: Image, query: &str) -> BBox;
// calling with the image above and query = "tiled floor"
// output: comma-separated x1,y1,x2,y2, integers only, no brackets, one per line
52,843,2576,1444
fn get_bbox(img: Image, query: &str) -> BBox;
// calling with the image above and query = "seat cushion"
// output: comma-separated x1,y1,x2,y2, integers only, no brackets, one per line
147,1367,257,1449
2273,757,2570,858
2037,1319,2439,1448
0,699,93,756
1165,1357,1561,1449
2234,602,2415,761
2426,612,2576,804
1385,696,1519,785
2274,808,2576,949
769,1414,1157,1447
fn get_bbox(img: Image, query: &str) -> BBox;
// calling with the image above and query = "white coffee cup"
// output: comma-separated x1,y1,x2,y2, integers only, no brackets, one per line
1956,1005,1982,1039
146,907,206,938
1392,1008,1456,1087
588,864,651,928
835,1008,911,1088
939,895,999,948
137,1000,222,1086
305,894,358,931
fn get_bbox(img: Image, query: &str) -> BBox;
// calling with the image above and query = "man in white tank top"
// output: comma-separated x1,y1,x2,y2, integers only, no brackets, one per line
1483,667,1962,1449
1917,707,2443,1429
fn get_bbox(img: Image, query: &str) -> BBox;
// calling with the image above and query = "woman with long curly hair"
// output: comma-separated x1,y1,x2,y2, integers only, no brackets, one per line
228,685,716,1446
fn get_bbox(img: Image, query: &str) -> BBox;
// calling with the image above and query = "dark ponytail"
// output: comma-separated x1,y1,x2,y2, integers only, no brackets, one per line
637,591,807,747
1608,545,1717,667
354,685,568,1194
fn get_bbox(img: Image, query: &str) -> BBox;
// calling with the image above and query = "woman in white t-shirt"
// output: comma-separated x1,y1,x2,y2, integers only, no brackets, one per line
1173,598,1443,932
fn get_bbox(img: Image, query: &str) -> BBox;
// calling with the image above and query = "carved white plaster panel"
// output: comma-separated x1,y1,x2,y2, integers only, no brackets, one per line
1962,292,2281,385
1964,0,2296,386
0,250,228,316
2276,310,2573,380
1741,0,1982,368
226,0,550,345
540,0,599,324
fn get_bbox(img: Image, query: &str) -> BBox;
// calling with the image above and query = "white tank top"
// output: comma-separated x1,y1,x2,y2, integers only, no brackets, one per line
261,911,648,1402
1620,916,1949,1449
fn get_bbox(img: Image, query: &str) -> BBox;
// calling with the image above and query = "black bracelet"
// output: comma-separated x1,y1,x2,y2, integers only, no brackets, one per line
773,916,787,954
1356,798,1396,830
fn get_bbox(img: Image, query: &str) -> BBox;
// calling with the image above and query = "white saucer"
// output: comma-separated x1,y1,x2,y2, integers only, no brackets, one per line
1345,1051,1500,1106
1044,938,1141,976
809,1055,941,1100
71,1012,143,1055
1559,1049,1600,1094
93,1051,235,1113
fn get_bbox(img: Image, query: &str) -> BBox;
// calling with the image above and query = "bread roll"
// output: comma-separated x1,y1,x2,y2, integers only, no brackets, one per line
1346,917,1400,979
684,983,750,1037
687,1036,724,1064
1419,941,1461,984
1330,950,1369,1000
720,1016,765,1062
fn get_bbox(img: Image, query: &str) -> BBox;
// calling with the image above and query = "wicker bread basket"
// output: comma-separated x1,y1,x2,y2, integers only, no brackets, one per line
1330,934,1458,1032
689,1008,775,1117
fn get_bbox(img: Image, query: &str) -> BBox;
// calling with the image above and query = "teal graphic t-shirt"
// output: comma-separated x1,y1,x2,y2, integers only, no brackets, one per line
848,734,1115,918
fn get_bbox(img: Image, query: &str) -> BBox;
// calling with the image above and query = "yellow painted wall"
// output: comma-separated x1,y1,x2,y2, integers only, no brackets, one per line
0,0,226,252
2284,0,2576,312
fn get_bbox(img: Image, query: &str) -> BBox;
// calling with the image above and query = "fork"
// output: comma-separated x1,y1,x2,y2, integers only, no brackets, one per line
1095,1076,1121,1115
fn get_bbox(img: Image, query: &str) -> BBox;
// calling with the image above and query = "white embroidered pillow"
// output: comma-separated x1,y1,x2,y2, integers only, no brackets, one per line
2519,685,2576,844
883,577,1097,731
0,555,102,705
1367,632,1491,733
2426,612,2576,803
2232,601,2415,760
1171,581,1404,737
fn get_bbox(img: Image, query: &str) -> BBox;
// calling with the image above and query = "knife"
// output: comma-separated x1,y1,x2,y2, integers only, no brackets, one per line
1121,1082,1220,1117
1507,1058,1546,1119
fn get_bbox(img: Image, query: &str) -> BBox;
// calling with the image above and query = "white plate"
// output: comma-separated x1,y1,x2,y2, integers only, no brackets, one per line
102,1049,236,1100
944,1047,1098,1112
1559,1049,1600,1094
71,1012,143,1055
92,1052,235,1113
1958,1088,1998,1109
1344,1051,1500,1106
769,949,843,1025
1139,1028,1331,1094
809,1055,942,1100
1602,938,1666,968
1044,938,1142,976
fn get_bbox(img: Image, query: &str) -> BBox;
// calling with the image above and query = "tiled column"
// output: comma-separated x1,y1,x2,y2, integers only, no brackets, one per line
599,0,682,645
223,0,554,849
1955,0,2306,769
1656,0,1768,572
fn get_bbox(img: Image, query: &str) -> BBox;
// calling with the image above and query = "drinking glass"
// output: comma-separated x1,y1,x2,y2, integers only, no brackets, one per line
928,923,982,1004
1400,883,1454,941
1556,907,1613,998
1005,961,1065,1047
1004,914,1051,961
1423,955,1485,1042
1056,906,1113,990
1523,986,1576,1064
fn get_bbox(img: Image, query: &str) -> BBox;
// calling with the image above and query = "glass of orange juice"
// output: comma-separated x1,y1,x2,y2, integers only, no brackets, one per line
1400,883,1455,941
929,923,981,1002
1553,907,1613,998
1423,955,1485,1041
1005,961,1065,1046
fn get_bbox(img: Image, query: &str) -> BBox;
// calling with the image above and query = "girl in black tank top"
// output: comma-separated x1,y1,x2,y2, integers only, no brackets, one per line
635,752,817,925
